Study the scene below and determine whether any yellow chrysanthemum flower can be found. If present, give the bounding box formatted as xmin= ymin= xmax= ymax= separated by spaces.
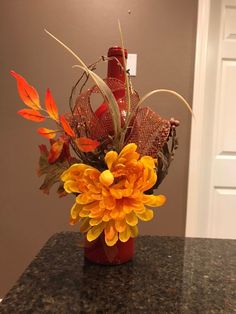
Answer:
xmin=61 ymin=143 xmax=166 ymax=246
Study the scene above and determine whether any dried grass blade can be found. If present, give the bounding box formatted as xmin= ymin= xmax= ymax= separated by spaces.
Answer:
xmin=117 ymin=20 xmax=131 ymax=123
xmin=44 ymin=29 xmax=121 ymax=140
xmin=128 ymin=89 xmax=194 ymax=125
xmin=139 ymin=89 xmax=193 ymax=115
xmin=73 ymin=65 xmax=121 ymax=136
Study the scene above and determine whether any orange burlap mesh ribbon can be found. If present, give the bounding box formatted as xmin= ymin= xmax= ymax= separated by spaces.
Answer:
xmin=73 ymin=78 xmax=171 ymax=157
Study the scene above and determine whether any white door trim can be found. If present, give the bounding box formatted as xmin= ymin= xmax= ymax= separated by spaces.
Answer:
xmin=186 ymin=0 xmax=212 ymax=237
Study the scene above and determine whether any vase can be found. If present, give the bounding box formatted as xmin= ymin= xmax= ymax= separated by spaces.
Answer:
xmin=84 ymin=233 xmax=134 ymax=265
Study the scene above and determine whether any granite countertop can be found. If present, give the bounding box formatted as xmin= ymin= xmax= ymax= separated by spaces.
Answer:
xmin=0 ymin=232 xmax=236 ymax=313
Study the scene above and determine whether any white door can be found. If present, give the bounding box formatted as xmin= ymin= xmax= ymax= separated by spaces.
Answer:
xmin=186 ymin=0 xmax=236 ymax=239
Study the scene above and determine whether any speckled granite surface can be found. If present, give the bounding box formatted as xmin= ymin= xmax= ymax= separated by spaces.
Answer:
xmin=1 ymin=232 xmax=236 ymax=314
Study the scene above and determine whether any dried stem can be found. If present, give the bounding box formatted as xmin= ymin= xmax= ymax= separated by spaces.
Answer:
xmin=125 ymin=89 xmax=193 ymax=135
xmin=69 ymin=61 xmax=99 ymax=114
xmin=45 ymin=29 xmax=121 ymax=143
xmin=118 ymin=20 xmax=132 ymax=149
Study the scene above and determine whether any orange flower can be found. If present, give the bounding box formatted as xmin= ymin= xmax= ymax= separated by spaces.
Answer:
xmin=61 ymin=143 xmax=166 ymax=246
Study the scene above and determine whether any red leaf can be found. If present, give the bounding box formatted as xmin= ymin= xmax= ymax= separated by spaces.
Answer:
xmin=38 ymin=144 xmax=48 ymax=155
xmin=48 ymin=139 xmax=64 ymax=163
xmin=18 ymin=109 xmax=45 ymax=122
xmin=60 ymin=115 xmax=76 ymax=138
xmin=45 ymin=88 xmax=59 ymax=121
xmin=57 ymin=184 xmax=67 ymax=198
xmin=95 ymin=103 xmax=108 ymax=118
xmin=37 ymin=127 xmax=58 ymax=139
xmin=10 ymin=70 xmax=40 ymax=110
xmin=75 ymin=137 xmax=100 ymax=152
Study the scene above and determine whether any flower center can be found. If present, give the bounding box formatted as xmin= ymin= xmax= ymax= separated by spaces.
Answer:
xmin=99 ymin=170 xmax=114 ymax=187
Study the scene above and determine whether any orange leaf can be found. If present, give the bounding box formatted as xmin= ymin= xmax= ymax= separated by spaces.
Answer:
xmin=37 ymin=127 xmax=58 ymax=139
xmin=18 ymin=109 xmax=45 ymax=122
xmin=60 ymin=115 xmax=76 ymax=138
xmin=10 ymin=70 xmax=40 ymax=110
xmin=75 ymin=137 xmax=100 ymax=152
xmin=45 ymin=88 xmax=59 ymax=121
xmin=48 ymin=139 xmax=64 ymax=163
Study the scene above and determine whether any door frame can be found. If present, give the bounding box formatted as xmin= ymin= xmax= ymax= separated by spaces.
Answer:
xmin=186 ymin=0 xmax=212 ymax=237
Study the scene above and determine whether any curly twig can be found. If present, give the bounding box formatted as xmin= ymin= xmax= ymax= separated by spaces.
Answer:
xmin=69 ymin=57 xmax=105 ymax=114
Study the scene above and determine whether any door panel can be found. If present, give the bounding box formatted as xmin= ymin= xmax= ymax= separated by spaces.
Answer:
xmin=209 ymin=0 xmax=236 ymax=238
xmin=212 ymin=189 xmax=236 ymax=238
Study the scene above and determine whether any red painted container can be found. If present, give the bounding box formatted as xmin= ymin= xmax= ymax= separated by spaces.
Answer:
xmin=84 ymin=234 xmax=134 ymax=265
xmin=84 ymin=47 xmax=134 ymax=265
xmin=95 ymin=46 xmax=128 ymax=124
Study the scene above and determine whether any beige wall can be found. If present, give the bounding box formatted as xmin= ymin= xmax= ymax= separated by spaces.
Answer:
xmin=0 ymin=0 xmax=197 ymax=297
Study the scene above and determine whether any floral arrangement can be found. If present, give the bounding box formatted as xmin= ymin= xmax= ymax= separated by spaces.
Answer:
xmin=11 ymin=27 xmax=191 ymax=249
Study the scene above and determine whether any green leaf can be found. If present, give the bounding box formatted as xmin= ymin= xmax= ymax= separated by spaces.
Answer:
xmin=57 ymin=182 xmax=67 ymax=198
xmin=39 ymin=166 xmax=65 ymax=195
xmin=37 ymin=144 xmax=68 ymax=194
